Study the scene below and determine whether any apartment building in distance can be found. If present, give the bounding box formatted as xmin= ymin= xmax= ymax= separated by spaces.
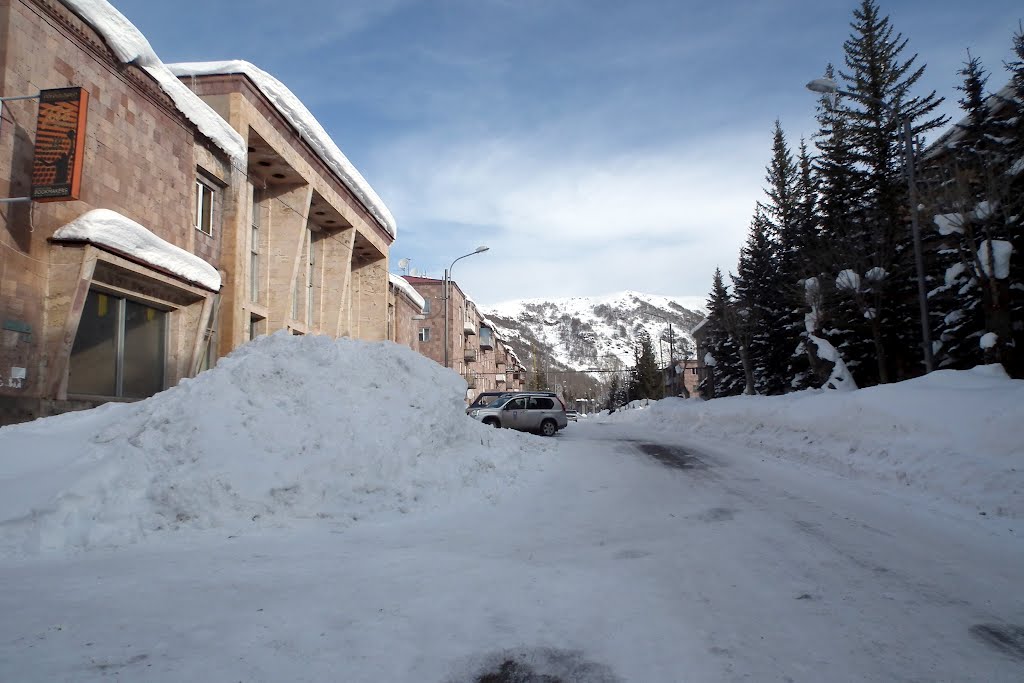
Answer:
xmin=404 ymin=276 xmax=525 ymax=401
xmin=0 ymin=0 xmax=398 ymax=425
xmin=387 ymin=273 xmax=424 ymax=352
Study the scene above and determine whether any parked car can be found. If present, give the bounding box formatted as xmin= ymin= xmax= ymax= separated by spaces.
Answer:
xmin=466 ymin=389 xmax=562 ymax=415
xmin=468 ymin=392 xmax=568 ymax=436
xmin=466 ymin=391 xmax=511 ymax=414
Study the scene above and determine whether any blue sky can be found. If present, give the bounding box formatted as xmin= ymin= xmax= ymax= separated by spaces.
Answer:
xmin=112 ymin=0 xmax=1022 ymax=309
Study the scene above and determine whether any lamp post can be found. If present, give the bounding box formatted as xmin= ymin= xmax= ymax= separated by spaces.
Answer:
xmin=443 ymin=246 xmax=489 ymax=368
xmin=805 ymin=77 xmax=934 ymax=373
xmin=649 ymin=313 xmax=676 ymax=396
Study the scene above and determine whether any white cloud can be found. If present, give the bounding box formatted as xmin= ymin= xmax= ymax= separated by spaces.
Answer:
xmin=378 ymin=125 xmax=770 ymax=304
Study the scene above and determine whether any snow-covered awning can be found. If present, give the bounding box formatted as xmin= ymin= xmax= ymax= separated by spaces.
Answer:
xmin=388 ymin=273 xmax=425 ymax=311
xmin=52 ymin=209 xmax=221 ymax=291
xmin=59 ymin=1 xmax=245 ymax=163
xmin=167 ymin=60 xmax=396 ymax=239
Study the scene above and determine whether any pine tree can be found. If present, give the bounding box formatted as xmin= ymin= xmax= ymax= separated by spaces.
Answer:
xmin=697 ymin=269 xmax=745 ymax=398
xmin=732 ymin=210 xmax=786 ymax=394
xmin=812 ymin=63 xmax=869 ymax=384
xmin=926 ymin=34 xmax=1024 ymax=377
xmin=788 ymin=140 xmax=822 ymax=390
xmin=757 ymin=122 xmax=806 ymax=392
xmin=815 ymin=1 xmax=947 ymax=384
xmin=628 ymin=330 xmax=662 ymax=400
xmin=1002 ymin=24 xmax=1024 ymax=376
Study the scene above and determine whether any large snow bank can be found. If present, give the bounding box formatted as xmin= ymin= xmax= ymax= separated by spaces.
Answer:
xmin=52 ymin=209 xmax=221 ymax=290
xmin=593 ymin=366 xmax=1024 ymax=517
xmin=0 ymin=333 xmax=552 ymax=557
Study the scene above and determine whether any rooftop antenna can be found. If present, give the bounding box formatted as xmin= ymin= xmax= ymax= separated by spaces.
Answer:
xmin=397 ymin=258 xmax=410 ymax=274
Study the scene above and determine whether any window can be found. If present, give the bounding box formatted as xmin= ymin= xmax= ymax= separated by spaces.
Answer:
xmin=418 ymin=327 xmax=431 ymax=342
xmin=527 ymin=397 xmax=554 ymax=410
xmin=68 ymin=290 xmax=166 ymax=398
xmin=195 ymin=177 xmax=215 ymax=236
xmin=307 ymin=230 xmax=320 ymax=324
xmin=423 ymin=299 xmax=431 ymax=314
xmin=250 ymin=187 xmax=260 ymax=302
xmin=249 ymin=315 xmax=265 ymax=341
xmin=198 ymin=307 xmax=218 ymax=373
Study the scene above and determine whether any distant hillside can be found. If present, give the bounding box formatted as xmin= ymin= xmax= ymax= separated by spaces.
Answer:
xmin=481 ymin=291 xmax=705 ymax=399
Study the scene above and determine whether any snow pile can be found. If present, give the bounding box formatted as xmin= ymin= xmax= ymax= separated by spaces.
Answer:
xmin=0 ymin=333 xmax=552 ymax=556
xmin=52 ymin=209 xmax=221 ymax=290
xmin=594 ymin=365 xmax=1024 ymax=517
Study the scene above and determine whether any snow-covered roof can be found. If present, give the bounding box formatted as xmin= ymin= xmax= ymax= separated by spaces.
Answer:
xmin=690 ymin=317 xmax=709 ymax=335
xmin=59 ymin=0 xmax=245 ymax=163
xmin=388 ymin=273 xmax=425 ymax=311
xmin=168 ymin=61 xmax=396 ymax=239
xmin=925 ymin=83 xmax=1018 ymax=160
xmin=52 ymin=209 xmax=221 ymax=291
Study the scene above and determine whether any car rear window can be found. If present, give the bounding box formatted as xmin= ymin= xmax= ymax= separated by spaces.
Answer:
xmin=528 ymin=397 xmax=555 ymax=410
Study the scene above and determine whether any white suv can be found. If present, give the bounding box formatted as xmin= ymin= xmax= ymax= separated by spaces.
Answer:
xmin=468 ymin=392 xmax=568 ymax=436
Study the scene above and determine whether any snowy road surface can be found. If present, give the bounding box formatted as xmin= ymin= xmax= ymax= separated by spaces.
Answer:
xmin=2 ymin=419 xmax=1022 ymax=682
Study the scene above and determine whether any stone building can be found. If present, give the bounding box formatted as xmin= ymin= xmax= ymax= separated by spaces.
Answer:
xmin=0 ymin=0 xmax=395 ymax=425
xmin=387 ymin=273 xmax=424 ymax=352
xmin=405 ymin=276 xmax=525 ymax=401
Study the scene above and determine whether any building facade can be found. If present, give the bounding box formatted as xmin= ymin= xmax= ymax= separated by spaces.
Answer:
xmin=405 ymin=276 xmax=525 ymax=400
xmin=169 ymin=64 xmax=395 ymax=354
xmin=387 ymin=273 xmax=423 ymax=351
xmin=0 ymin=0 xmax=395 ymax=425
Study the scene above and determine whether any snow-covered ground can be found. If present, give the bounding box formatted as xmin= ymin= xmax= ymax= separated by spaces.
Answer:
xmin=598 ymin=365 xmax=1024 ymax=518
xmin=1 ymin=334 xmax=1022 ymax=681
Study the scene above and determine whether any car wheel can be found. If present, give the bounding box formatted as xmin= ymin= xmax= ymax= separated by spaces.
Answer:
xmin=483 ymin=418 xmax=501 ymax=428
xmin=540 ymin=419 xmax=557 ymax=437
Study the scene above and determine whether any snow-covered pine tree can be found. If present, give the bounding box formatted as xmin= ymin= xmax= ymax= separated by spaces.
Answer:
xmin=811 ymin=63 xmax=868 ymax=384
xmin=628 ymin=330 xmax=662 ymax=400
xmin=925 ymin=35 xmax=1023 ymax=377
xmin=757 ymin=121 xmax=807 ymax=392
xmin=788 ymin=140 xmax=822 ymax=390
xmin=697 ymin=269 xmax=745 ymax=398
xmin=926 ymin=54 xmax=996 ymax=370
xmin=832 ymin=0 xmax=946 ymax=383
xmin=732 ymin=208 xmax=786 ymax=394
xmin=1002 ymin=24 xmax=1024 ymax=376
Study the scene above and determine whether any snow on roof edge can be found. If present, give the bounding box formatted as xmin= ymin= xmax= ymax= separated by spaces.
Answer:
xmin=59 ymin=0 xmax=245 ymax=163
xmin=52 ymin=209 xmax=221 ymax=290
xmin=167 ymin=60 xmax=396 ymax=238
xmin=388 ymin=273 xmax=425 ymax=311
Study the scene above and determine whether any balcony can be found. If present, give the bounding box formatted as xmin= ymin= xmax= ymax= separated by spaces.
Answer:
xmin=495 ymin=373 xmax=506 ymax=384
xmin=464 ymin=347 xmax=477 ymax=362
xmin=479 ymin=327 xmax=494 ymax=350
xmin=466 ymin=374 xmax=477 ymax=388
xmin=463 ymin=320 xmax=476 ymax=335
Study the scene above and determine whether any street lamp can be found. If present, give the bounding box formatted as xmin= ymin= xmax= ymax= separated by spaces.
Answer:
xmin=443 ymin=246 xmax=489 ymax=368
xmin=649 ymin=313 xmax=676 ymax=395
xmin=805 ymin=77 xmax=934 ymax=373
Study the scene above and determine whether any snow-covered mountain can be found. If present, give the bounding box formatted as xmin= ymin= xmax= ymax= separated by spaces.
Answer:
xmin=482 ymin=291 xmax=706 ymax=376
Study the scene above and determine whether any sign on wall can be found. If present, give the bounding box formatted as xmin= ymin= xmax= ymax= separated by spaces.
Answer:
xmin=31 ymin=87 xmax=89 ymax=202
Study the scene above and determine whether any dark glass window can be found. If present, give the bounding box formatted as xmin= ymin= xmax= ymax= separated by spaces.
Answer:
xmin=68 ymin=289 xmax=166 ymax=398
xmin=68 ymin=290 xmax=117 ymax=396
xmin=123 ymin=300 xmax=166 ymax=398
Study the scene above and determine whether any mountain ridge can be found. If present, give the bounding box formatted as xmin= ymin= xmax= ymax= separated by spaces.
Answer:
xmin=479 ymin=291 xmax=706 ymax=397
